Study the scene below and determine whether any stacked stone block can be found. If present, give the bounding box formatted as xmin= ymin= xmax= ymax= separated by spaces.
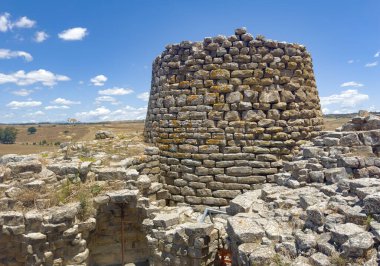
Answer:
xmin=144 ymin=27 xmax=323 ymax=206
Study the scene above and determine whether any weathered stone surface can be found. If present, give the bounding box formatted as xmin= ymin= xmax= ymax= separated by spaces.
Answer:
xmin=363 ymin=192 xmax=380 ymax=214
xmin=6 ymin=160 xmax=42 ymax=175
xmin=227 ymin=216 xmax=265 ymax=243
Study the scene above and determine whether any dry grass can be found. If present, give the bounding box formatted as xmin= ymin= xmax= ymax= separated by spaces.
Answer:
xmin=323 ymin=117 xmax=351 ymax=131
xmin=0 ymin=121 xmax=145 ymax=155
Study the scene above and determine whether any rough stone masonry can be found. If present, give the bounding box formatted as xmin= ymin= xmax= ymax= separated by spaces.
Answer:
xmin=144 ymin=27 xmax=324 ymax=206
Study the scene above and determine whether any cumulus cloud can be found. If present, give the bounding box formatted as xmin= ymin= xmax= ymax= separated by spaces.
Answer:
xmin=320 ymin=89 xmax=369 ymax=114
xmin=7 ymin=100 xmax=42 ymax=109
xmin=95 ymin=96 xmax=119 ymax=105
xmin=90 ymin=75 xmax=107 ymax=86
xmin=0 ymin=13 xmax=36 ymax=32
xmin=375 ymin=51 xmax=380 ymax=58
xmin=0 ymin=69 xmax=70 ymax=86
xmin=52 ymin=98 xmax=80 ymax=105
xmin=44 ymin=105 xmax=70 ymax=110
xmin=0 ymin=13 xmax=11 ymax=32
xmin=12 ymin=89 xmax=33 ymax=96
xmin=75 ymin=105 xmax=146 ymax=122
xmin=58 ymin=27 xmax=88 ymax=41
xmin=34 ymin=31 xmax=48 ymax=42
xmin=137 ymin=92 xmax=149 ymax=101
xmin=13 ymin=16 xmax=36 ymax=28
xmin=98 ymin=87 xmax=133 ymax=95
xmin=365 ymin=61 xmax=378 ymax=67
xmin=347 ymin=60 xmax=354 ymax=64
xmin=75 ymin=107 xmax=111 ymax=120
xmin=340 ymin=81 xmax=364 ymax=87
xmin=0 ymin=49 xmax=33 ymax=62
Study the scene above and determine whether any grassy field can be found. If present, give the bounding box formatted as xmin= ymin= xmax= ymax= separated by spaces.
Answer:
xmin=0 ymin=122 xmax=145 ymax=156
xmin=0 ymin=117 xmax=349 ymax=156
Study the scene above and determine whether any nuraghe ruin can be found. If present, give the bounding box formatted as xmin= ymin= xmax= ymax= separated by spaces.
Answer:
xmin=1 ymin=28 xmax=380 ymax=266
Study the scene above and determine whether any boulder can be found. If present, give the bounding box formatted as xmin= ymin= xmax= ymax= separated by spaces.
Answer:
xmin=95 ymin=130 xmax=115 ymax=139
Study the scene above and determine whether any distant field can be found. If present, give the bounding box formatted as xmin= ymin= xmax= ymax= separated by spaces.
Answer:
xmin=323 ymin=117 xmax=351 ymax=131
xmin=0 ymin=117 xmax=350 ymax=156
xmin=0 ymin=122 xmax=145 ymax=156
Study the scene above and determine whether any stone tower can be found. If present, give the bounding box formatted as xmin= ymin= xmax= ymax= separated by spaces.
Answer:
xmin=144 ymin=28 xmax=323 ymax=206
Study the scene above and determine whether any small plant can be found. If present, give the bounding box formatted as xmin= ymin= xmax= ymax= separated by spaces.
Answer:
xmin=90 ymin=184 xmax=102 ymax=196
xmin=79 ymin=156 xmax=96 ymax=163
xmin=256 ymin=34 xmax=266 ymax=40
xmin=331 ymin=254 xmax=348 ymax=266
xmin=365 ymin=215 xmax=373 ymax=230
xmin=63 ymin=130 xmax=70 ymax=134
xmin=272 ymin=254 xmax=290 ymax=266
xmin=77 ymin=191 xmax=92 ymax=221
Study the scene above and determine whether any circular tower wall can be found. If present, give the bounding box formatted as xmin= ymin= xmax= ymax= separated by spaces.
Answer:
xmin=144 ymin=28 xmax=323 ymax=206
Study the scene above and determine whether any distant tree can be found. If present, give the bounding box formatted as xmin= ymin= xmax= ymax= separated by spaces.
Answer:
xmin=27 ymin=126 xmax=37 ymax=134
xmin=0 ymin=127 xmax=18 ymax=144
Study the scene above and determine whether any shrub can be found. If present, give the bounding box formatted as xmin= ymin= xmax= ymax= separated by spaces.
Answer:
xmin=0 ymin=127 xmax=18 ymax=144
xmin=27 ymin=126 xmax=37 ymax=134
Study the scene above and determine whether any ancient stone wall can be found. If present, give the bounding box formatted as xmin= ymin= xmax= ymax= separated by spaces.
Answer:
xmin=144 ymin=27 xmax=323 ymax=206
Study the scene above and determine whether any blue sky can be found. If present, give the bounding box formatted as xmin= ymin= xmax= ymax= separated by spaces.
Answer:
xmin=0 ymin=0 xmax=379 ymax=123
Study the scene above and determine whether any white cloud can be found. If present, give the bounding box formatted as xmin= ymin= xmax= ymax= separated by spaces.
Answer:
xmin=375 ymin=51 xmax=380 ymax=58
xmin=0 ymin=49 xmax=33 ymax=62
xmin=98 ymin=87 xmax=134 ymax=95
xmin=137 ymin=92 xmax=149 ymax=101
xmin=340 ymin=81 xmax=364 ymax=87
xmin=75 ymin=105 xmax=147 ymax=122
xmin=347 ymin=60 xmax=354 ymax=64
xmin=0 ymin=69 xmax=70 ymax=86
xmin=34 ymin=31 xmax=48 ymax=42
xmin=95 ymin=96 xmax=119 ymax=105
xmin=365 ymin=61 xmax=378 ymax=67
xmin=12 ymin=89 xmax=33 ymax=96
xmin=0 ymin=13 xmax=11 ymax=32
xmin=322 ymin=108 xmax=329 ymax=114
xmin=23 ymin=110 xmax=44 ymax=117
xmin=320 ymin=89 xmax=369 ymax=114
xmin=7 ymin=100 xmax=42 ymax=109
xmin=13 ymin=16 xmax=36 ymax=28
xmin=44 ymin=105 xmax=70 ymax=110
xmin=75 ymin=107 xmax=111 ymax=120
xmin=52 ymin=98 xmax=80 ymax=105
xmin=90 ymin=74 xmax=107 ymax=86
xmin=58 ymin=27 xmax=88 ymax=41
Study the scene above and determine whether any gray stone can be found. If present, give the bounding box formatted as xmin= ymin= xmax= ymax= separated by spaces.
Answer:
xmin=341 ymin=231 xmax=374 ymax=257
xmin=309 ymin=252 xmax=331 ymax=266
xmin=329 ymin=223 xmax=365 ymax=245
xmin=227 ymin=216 xmax=265 ymax=243
xmin=363 ymin=192 xmax=380 ymax=214
xmin=228 ymin=190 xmax=261 ymax=215
xmin=324 ymin=168 xmax=347 ymax=184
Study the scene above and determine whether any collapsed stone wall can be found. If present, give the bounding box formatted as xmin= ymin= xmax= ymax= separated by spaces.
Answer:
xmin=144 ymin=27 xmax=323 ymax=206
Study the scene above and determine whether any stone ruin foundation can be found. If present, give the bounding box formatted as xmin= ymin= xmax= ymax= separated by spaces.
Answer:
xmin=4 ymin=28 xmax=380 ymax=266
xmin=144 ymin=27 xmax=323 ymax=207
